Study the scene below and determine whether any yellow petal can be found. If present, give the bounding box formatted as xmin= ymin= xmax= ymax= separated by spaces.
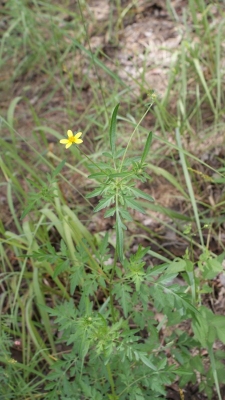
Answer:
xmin=74 ymin=132 xmax=82 ymax=139
xmin=65 ymin=142 xmax=72 ymax=149
xmin=60 ymin=139 xmax=69 ymax=144
xmin=67 ymin=130 xmax=73 ymax=138
xmin=74 ymin=139 xmax=83 ymax=144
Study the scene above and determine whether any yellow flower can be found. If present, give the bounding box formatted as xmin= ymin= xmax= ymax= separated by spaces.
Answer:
xmin=60 ymin=130 xmax=83 ymax=149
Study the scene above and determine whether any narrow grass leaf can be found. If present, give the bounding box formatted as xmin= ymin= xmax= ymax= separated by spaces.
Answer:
xmin=25 ymin=298 xmax=53 ymax=365
xmin=193 ymin=58 xmax=215 ymax=113
xmin=141 ymin=131 xmax=153 ymax=164
xmin=7 ymin=96 xmax=22 ymax=131
xmin=148 ymin=163 xmax=188 ymax=199
xmin=175 ymin=127 xmax=204 ymax=246
xmin=52 ymin=159 xmax=66 ymax=178
xmin=109 ymin=103 xmax=120 ymax=156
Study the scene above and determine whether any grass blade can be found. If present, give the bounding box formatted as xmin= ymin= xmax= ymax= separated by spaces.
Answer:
xmin=109 ymin=103 xmax=120 ymax=157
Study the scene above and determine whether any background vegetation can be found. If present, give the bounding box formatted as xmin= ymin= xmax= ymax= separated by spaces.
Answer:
xmin=1 ymin=0 xmax=225 ymax=399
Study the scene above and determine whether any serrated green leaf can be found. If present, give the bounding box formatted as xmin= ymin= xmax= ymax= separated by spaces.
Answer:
xmin=98 ymin=231 xmax=109 ymax=255
xmin=104 ymin=208 xmax=116 ymax=218
xmin=88 ymin=172 xmax=109 ymax=180
xmin=203 ymin=258 xmax=223 ymax=280
xmin=109 ymin=103 xmax=120 ymax=156
xmin=109 ymin=171 xmax=132 ymax=178
xmin=125 ymin=197 xmax=146 ymax=213
xmin=94 ymin=195 xmax=115 ymax=212
xmin=129 ymin=187 xmax=154 ymax=202
xmin=20 ymin=200 xmax=37 ymax=220
xmin=157 ymin=357 xmax=167 ymax=370
xmin=165 ymin=259 xmax=186 ymax=274
xmin=141 ymin=131 xmax=152 ymax=164
xmin=53 ymin=260 xmax=70 ymax=278
xmin=86 ymin=186 xmax=105 ymax=198
xmin=192 ymin=307 xmax=213 ymax=347
xmin=212 ymin=315 xmax=225 ymax=344
xmin=120 ymin=285 xmax=131 ymax=318
xmin=102 ymin=152 xmax=113 ymax=158
xmin=119 ymin=209 xmax=133 ymax=221
xmin=139 ymin=354 xmax=157 ymax=371
xmin=115 ymin=148 xmax=126 ymax=159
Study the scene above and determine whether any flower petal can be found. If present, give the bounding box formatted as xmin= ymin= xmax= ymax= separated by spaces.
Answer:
xmin=67 ymin=130 xmax=73 ymax=138
xmin=74 ymin=139 xmax=83 ymax=144
xmin=74 ymin=132 xmax=82 ymax=139
xmin=60 ymin=139 xmax=69 ymax=144
xmin=65 ymin=142 xmax=72 ymax=149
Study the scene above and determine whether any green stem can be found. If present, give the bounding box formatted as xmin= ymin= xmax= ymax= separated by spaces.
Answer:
xmin=109 ymin=248 xmax=118 ymax=324
xmin=106 ymin=362 xmax=117 ymax=399
xmin=79 ymin=148 xmax=105 ymax=172
xmin=120 ymin=102 xmax=153 ymax=172
xmin=208 ymin=344 xmax=222 ymax=400
xmin=108 ymin=187 xmax=119 ymax=324
xmin=109 ymin=288 xmax=115 ymax=324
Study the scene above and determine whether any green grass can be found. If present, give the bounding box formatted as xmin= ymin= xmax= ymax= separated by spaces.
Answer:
xmin=1 ymin=0 xmax=225 ymax=398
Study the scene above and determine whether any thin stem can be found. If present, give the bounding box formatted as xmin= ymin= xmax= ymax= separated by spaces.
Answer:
xmin=109 ymin=186 xmax=119 ymax=324
xmin=119 ymin=102 xmax=153 ymax=172
xmin=79 ymin=148 xmax=105 ymax=172
xmin=208 ymin=345 xmax=222 ymax=400
xmin=109 ymin=247 xmax=118 ymax=324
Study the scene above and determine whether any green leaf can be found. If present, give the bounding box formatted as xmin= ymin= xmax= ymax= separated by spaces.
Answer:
xmin=108 ymin=171 xmax=132 ymax=178
xmin=102 ymin=152 xmax=113 ymax=158
xmin=115 ymin=148 xmax=126 ymax=159
xmin=192 ymin=307 xmax=214 ymax=347
xmin=165 ymin=259 xmax=186 ymax=274
xmin=125 ymin=197 xmax=146 ymax=213
xmin=185 ymin=259 xmax=194 ymax=272
xmin=52 ymin=160 xmax=66 ymax=178
xmin=88 ymin=172 xmax=109 ymax=180
xmin=192 ymin=318 xmax=208 ymax=348
xmin=20 ymin=200 xmax=37 ymax=220
xmin=141 ymin=131 xmax=152 ymax=164
xmin=157 ymin=357 xmax=167 ymax=370
xmin=147 ymin=163 xmax=188 ymax=199
xmin=213 ymin=315 xmax=225 ymax=344
xmin=139 ymin=354 xmax=157 ymax=371
xmin=7 ymin=96 xmax=22 ymax=130
xmin=86 ymin=186 xmax=105 ymax=198
xmin=104 ymin=208 xmax=116 ymax=218
xmin=53 ymin=260 xmax=70 ymax=278
xmin=94 ymin=195 xmax=115 ymax=212
xmin=109 ymin=103 xmax=120 ymax=156
xmin=119 ymin=209 xmax=133 ymax=221
xmin=98 ymin=232 xmax=109 ymax=256
xmin=116 ymin=284 xmax=132 ymax=318
xmin=129 ymin=187 xmax=154 ymax=202
xmin=203 ymin=258 xmax=223 ymax=280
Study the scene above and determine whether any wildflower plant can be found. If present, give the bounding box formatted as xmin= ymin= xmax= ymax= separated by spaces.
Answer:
xmin=19 ymin=103 xmax=225 ymax=399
